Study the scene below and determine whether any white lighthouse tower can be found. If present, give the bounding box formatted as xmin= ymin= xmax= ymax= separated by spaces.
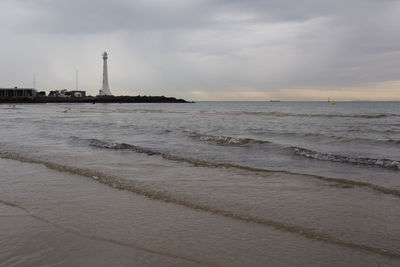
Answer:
xmin=99 ymin=51 xmax=112 ymax=96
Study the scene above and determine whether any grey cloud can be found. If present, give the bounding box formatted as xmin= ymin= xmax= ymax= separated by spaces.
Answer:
xmin=0 ymin=0 xmax=399 ymax=99
xmin=10 ymin=0 xmax=340 ymax=35
xmin=10 ymin=0 xmax=216 ymax=34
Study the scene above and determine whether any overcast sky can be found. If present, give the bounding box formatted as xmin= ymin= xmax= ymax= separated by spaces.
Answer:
xmin=1 ymin=0 xmax=399 ymax=100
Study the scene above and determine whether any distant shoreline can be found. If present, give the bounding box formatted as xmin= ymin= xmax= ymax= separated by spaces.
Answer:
xmin=0 ymin=95 xmax=191 ymax=104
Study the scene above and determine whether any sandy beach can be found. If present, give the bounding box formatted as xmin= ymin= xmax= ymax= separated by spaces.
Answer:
xmin=2 ymin=157 xmax=399 ymax=267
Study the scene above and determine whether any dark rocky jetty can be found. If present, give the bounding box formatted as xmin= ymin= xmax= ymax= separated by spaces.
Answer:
xmin=0 ymin=95 xmax=191 ymax=104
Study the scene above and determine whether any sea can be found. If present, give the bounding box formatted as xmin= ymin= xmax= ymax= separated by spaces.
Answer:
xmin=0 ymin=101 xmax=399 ymax=266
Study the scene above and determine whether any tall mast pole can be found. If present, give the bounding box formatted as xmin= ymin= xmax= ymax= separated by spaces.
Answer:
xmin=76 ymin=70 xmax=78 ymax=91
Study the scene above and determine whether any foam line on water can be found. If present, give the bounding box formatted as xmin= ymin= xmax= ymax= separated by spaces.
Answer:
xmin=183 ymin=133 xmax=400 ymax=169
xmin=292 ymin=147 xmax=400 ymax=170
xmin=185 ymin=131 xmax=271 ymax=146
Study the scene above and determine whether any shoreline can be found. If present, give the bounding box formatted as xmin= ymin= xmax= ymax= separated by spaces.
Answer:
xmin=0 ymin=95 xmax=191 ymax=104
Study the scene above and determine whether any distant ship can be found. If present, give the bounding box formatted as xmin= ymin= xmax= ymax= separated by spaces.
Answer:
xmin=328 ymin=98 xmax=337 ymax=104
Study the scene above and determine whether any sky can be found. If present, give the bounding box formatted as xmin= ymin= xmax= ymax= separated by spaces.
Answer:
xmin=0 ymin=0 xmax=399 ymax=101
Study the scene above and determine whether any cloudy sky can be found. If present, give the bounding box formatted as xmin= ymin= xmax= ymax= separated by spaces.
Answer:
xmin=1 ymin=0 xmax=399 ymax=100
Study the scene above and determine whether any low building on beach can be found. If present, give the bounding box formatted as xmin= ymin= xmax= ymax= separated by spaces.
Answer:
xmin=0 ymin=87 xmax=37 ymax=98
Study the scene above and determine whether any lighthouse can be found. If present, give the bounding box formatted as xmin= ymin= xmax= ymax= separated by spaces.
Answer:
xmin=99 ymin=52 xmax=112 ymax=96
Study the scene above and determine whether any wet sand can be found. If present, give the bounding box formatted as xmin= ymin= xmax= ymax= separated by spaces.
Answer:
xmin=1 ymin=158 xmax=399 ymax=267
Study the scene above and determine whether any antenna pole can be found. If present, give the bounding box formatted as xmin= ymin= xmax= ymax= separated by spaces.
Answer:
xmin=34 ymin=72 xmax=36 ymax=89
xmin=76 ymin=70 xmax=78 ymax=90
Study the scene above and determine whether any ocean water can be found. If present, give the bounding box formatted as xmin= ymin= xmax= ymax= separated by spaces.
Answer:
xmin=1 ymin=101 xmax=399 ymax=266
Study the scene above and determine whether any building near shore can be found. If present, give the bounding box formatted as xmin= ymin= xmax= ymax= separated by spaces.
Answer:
xmin=0 ymin=87 xmax=37 ymax=97
xmin=48 ymin=89 xmax=86 ymax=97
xmin=37 ymin=91 xmax=47 ymax=97
xmin=69 ymin=91 xmax=86 ymax=97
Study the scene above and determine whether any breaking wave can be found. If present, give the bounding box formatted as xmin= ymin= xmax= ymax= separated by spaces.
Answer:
xmin=88 ymin=139 xmax=160 ymax=155
xmin=185 ymin=131 xmax=270 ymax=146
xmin=82 ymin=136 xmax=400 ymax=171
xmin=183 ymin=130 xmax=400 ymax=161
xmin=288 ymin=132 xmax=400 ymax=145
xmin=68 ymin=137 xmax=400 ymax=197
xmin=78 ymin=136 xmax=400 ymax=171
xmin=293 ymin=147 xmax=400 ymax=170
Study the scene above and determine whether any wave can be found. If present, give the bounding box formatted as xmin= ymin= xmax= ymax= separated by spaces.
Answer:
xmin=288 ymin=132 xmax=400 ymax=145
xmin=74 ymin=137 xmax=400 ymax=195
xmin=80 ymin=108 xmax=187 ymax=115
xmin=292 ymin=147 xmax=400 ymax=170
xmin=84 ymin=137 xmax=400 ymax=171
xmin=88 ymin=139 xmax=161 ymax=155
xmin=1 ymin=150 xmax=400 ymax=259
xmin=386 ymin=139 xmax=400 ymax=144
xmin=79 ymin=108 xmax=400 ymax=119
xmin=218 ymin=111 xmax=399 ymax=119
xmin=125 ymin=109 xmax=187 ymax=114
xmin=185 ymin=132 xmax=270 ymax=146
xmin=85 ymin=135 xmax=400 ymax=171
xmin=185 ymin=132 xmax=400 ymax=158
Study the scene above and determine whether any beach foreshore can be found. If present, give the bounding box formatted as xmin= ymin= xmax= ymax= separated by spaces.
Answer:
xmin=1 ymin=157 xmax=398 ymax=267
